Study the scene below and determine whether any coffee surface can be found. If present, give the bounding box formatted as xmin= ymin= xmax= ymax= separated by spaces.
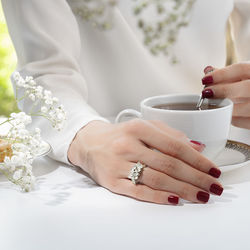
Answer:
xmin=153 ymin=102 xmax=222 ymax=111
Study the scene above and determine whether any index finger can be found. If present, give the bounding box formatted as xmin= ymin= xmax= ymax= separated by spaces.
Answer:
xmin=202 ymin=63 xmax=250 ymax=85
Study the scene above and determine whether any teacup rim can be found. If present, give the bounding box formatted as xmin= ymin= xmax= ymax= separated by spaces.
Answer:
xmin=141 ymin=94 xmax=233 ymax=113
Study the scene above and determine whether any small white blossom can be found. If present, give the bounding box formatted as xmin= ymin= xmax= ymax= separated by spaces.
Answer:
xmin=13 ymin=169 xmax=23 ymax=181
xmin=52 ymin=97 xmax=59 ymax=103
xmin=0 ymin=72 xmax=67 ymax=192
xmin=35 ymin=128 xmax=41 ymax=134
xmin=29 ymin=80 xmax=36 ymax=86
xmin=25 ymin=76 xmax=33 ymax=82
xmin=10 ymin=112 xmax=32 ymax=126
xmin=41 ymin=106 xmax=48 ymax=113
xmin=29 ymin=94 xmax=35 ymax=101
xmin=44 ymin=90 xmax=52 ymax=96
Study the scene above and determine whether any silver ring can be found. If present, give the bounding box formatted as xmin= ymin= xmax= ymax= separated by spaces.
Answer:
xmin=128 ymin=162 xmax=147 ymax=185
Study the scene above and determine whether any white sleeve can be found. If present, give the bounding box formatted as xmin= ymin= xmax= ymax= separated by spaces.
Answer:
xmin=230 ymin=0 xmax=250 ymax=143
xmin=1 ymin=0 xmax=109 ymax=164
xmin=231 ymin=0 xmax=250 ymax=61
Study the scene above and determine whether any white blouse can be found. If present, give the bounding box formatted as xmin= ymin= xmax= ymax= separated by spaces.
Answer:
xmin=2 ymin=0 xmax=250 ymax=164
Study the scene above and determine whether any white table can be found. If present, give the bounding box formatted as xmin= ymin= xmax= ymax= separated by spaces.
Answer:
xmin=1 ymin=126 xmax=250 ymax=250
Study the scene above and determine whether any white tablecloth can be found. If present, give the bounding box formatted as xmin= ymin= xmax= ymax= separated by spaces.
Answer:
xmin=1 ymin=125 xmax=250 ymax=250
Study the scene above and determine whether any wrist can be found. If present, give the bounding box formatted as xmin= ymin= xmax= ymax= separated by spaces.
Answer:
xmin=67 ymin=120 xmax=111 ymax=171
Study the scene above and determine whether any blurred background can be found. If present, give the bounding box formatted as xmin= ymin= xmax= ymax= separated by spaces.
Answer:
xmin=0 ymin=2 xmax=18 ymax=117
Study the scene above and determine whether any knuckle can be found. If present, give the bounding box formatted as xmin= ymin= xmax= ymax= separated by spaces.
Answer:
xmin=193 ymin=157 xmax=204 ymax=171
xmin=174 ymin=130 xmax=186 ymax=139
xmin=220 ymin=85 xmax=231 ymax=97
xmin=123 ymin=119 xmax=145 ymax=135
xmin=195 ymin=174 xmax=208 ymax=188
xmin=164 ymin=159 xmax=177 ymax=175
xmin=179 ymin=185 xmax=190 ymax=198
xmin=238 ymin=62 xmax=250 ymax=78
xmin=154 ymin=156 xmax=167 ymax=170
xmin=168 ymin=141 xmax=183 ymax=157
xmin=217 ymin=68 xmax=227 ymax=80
xmin=148 ymin=174 xmax=163 ymax=188
xmin=111 ymin=137 xmax=131 ymax=155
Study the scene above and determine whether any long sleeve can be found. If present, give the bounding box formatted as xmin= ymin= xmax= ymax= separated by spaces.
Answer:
xmin=1 ymin=0 xmax=109 ymax=164
xmin=231 ymin=0 xmax=250 ymax=61
xmin=228 ymin=0 xmax=250 ymax=143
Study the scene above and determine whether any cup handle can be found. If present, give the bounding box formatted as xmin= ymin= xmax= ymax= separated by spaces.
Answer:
xmin=115 ymin=109 xmax=142 ymax=123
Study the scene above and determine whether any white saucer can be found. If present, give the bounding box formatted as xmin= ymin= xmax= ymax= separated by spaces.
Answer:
xmin=214 ymin=140 xmax=250 ymax=172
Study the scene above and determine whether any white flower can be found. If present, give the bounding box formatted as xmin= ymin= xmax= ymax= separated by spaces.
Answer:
xmin=52 ymin=97 xmax=58 ymax=103
xmin=13 ymin=71 xmax=21 ymax=81
xmin=22 ymin=174 xmax=36 ymax=192
xmin=16 ymin=78 xmax=25 ymax=87
xmin=10 ymin=112 xmax=32 ymax=126
xmin=35 ymin=128 xmax=41 ymax=134
xmin=18 ymin=129 xmax=29 ymax=139
xmin=25 ymin=76 xmax=33 ymax=82
xmin=29 ymin=80 xmax=36 ymax=86
xmin=11 ymin=155 xmax=23 ymax=165
xmin=45 ymin=98 xmax=53 ymax=105
xmin=41 ymin=106 xmax=48 ymax=113
xmin=3 ymin=156 xmax=18 ymax=172
xmin=44 ymin=90 xmax=52 ymax=96
xmin=1 ymin=72 xmax=67 ymax=192
xmin=29 ymin=94 xmax=35 ymax=101
xmin=35 ymin=86 xmax=44 ymax=99
xmin=13 ymin=169 xmax=23 ymax=181
xmin=25 ymin=164 xmax=33 ymax=173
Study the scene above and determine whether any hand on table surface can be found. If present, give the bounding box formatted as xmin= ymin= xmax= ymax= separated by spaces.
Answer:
xmin=202 ymin=63 xmax=250 ymax=129
xmin=68 ymin=119 xmax=223 ymax=205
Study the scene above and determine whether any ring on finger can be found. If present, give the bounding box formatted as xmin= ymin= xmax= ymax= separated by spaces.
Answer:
xmin=128 ymin=162 xmax=147 ymax=185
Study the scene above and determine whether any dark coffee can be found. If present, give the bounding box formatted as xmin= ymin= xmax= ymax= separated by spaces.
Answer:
xmin=153 ymin=102 xmax=222 ymax=111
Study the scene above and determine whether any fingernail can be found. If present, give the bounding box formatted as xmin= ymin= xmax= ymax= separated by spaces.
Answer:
xmin=209 ymin=168 xmax=221 ymax=178
xmin=202 ymin=75 xmax=213 ymax=85
xmin=197 ymin=191 xmax=210 ymax=203
xmin=168 ymin=195 xmax=179 ymax=205
xmin=190 ymin=140 xmax=206 ymax=152
xmin=190 ymin=140 xmax=202 ymax=146
xmin=202 ymin=89 xmax=214 ymax=98
xmin=204 ymin=66 xmax=214 ymax=74
xmin=210 ymin=184 xmax=223 ymax=196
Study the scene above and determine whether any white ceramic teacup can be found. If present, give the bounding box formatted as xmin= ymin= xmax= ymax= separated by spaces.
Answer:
xmin=116 ymin=94 xmax=233 ymax=160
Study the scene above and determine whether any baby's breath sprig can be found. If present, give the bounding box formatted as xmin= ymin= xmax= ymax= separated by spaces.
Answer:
xmin=133 ymin=0 xmax=196 ymax=62
xmin=0 ymin=72 xmax=67 ymax=192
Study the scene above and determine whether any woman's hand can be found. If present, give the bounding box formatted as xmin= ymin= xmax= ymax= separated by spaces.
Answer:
xmin=68 ymin=119 xmax=223 ymax=205
xmin=202 ymin=63 xmax=250 ymax=129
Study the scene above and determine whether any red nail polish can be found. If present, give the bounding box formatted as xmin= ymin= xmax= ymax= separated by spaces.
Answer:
xmin=197 ymin=191 xmax=210 ymax=203
xmin=168 ymin=195 xmax=179 ymax=205
xmin=210 ymin=184 xmax=223 ymax=196
xmin=202 ymin=75 xmax=213 ymax=85
xmin=190 ymin=140 xmax=202 ymax=146
xmin=209 ymin=168 xmax=221 ymax=178
xmin=204 ymin=66 xmax=213 ymax=74
xmin=202 ymin=89 xmax=214 ymax=98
